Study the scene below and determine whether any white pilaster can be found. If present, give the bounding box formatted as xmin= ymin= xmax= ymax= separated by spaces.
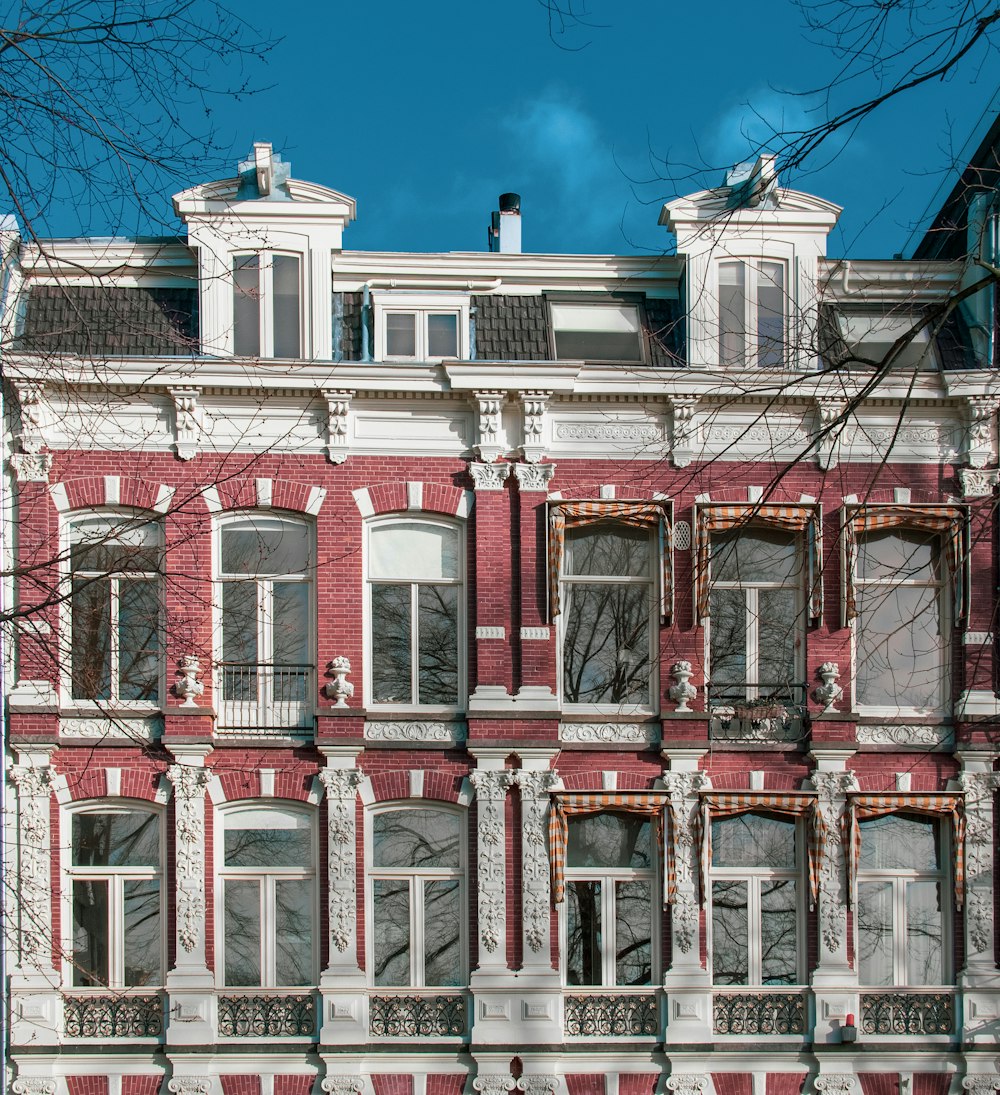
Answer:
xmin=469 ymin=767 xmax=514 ymax=973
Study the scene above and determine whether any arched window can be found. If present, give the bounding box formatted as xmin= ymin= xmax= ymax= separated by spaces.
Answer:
xmin=218 ymin=803 xmax=316 ymax=987
xmin=366 ymin=519 xmax=464 ymax=708
xmin=67 ymin=805 xmax=163 ymax=987
xmin=68 ymin=514 xmax=163 ymax=703
xmin=217 ymin=514 xmax=314 ymax=730
xmin=368 ymin=805 xmax=464 ymax=987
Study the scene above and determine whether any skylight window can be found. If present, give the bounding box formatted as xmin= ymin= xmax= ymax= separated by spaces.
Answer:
xmin=551 ymin=303 xmax=644 ymax=362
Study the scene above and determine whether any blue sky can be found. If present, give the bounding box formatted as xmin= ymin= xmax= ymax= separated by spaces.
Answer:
xmin=51 ymin=0 xmax=1000 ymax=258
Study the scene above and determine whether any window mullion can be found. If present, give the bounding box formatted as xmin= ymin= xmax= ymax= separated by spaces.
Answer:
xmin=895 ymin=877 xmax=908 ymax=985
xmin=412 ymin=876 xmax=423 ymax=986
xmin=111 ymin=872 xmax=124 ymax=986
xmin=745 ymin=587 xmax=759 ymax=695
xmin=110 ymin=576 xmax=121 ymax=700
xmin=260 ymin=255 xmax=273 ymax=357
xmin=604 ymin=876 xmax=615 ymax=986
xmin=749 ymin=876 xmax=761 ymax=984
xmin=410 ymin=582 xmax=420 ymax=704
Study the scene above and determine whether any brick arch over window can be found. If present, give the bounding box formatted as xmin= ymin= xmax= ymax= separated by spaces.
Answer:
xmin=360 ymin=771 xmax=470 ymax=805
xmin=352 ymin=481 xmax=473 ymax=519
xmin=209 ymin=766 xmax=322 ymax=804
xmin=49 ymin=476 xmax=176 ymax=514
xmin=199 ymin=478 xmax=326 ymax=516
xmin=58 ymin=767 xmax=168 ymax=803
xmin=547 ymin=485 xmax=666 ymax=503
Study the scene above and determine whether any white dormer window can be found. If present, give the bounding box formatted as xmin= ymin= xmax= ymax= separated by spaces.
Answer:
xmin=373 ymin=292 xmax=470 ymax=361
xmin=233 ymin=252 xmax=302 ymax=358
xmin=718 ymin=259 xmax=786 ymax=368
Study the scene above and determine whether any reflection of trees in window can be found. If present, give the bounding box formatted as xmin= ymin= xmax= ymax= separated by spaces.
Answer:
xmin=710 ymin=813 xmax=799 ymax=986
xmin=857 ymin=814 xmax=947 ymax=986
xmin=370 ymin=807 xmax=463 ymax=987
xmin=855 ymin=530 xmax=947 ymax=711
xmin=368 ymin=521 xmax=462 ymax=706
xmin=220 ymin=805 xmax=315 ymax=987
xmin=561 ymin=524 xmax=654 ymax=706
xmin=70 ymin=808 xmax=162 ymax=987
xmin=564 ymin=812 xmax=654 ymax=986
xmin=708 ymin=529 xmax=803 ymax=705
xmin=69 ymin=515 xmax=163 ymax=702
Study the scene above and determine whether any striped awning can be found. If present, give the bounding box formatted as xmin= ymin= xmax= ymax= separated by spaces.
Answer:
xmin=549 ymin=792 xmax=669 ymax=905
xmin=701 ymin=792 xmax=825 ymax=907
xmin=842 ymin=504 xmax=966 ymax=622
xmin=846 ymin=793 xmax=966 ymax=906
xmin=548 ymin=501 xmax=671 ymax=621
xmin=693 ymin=504 xmax=823 ymax=624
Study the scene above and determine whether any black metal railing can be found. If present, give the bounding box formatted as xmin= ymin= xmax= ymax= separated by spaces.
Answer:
xmin=713 ymin=991 xmax=807 ymax=1035
xmin=64 ymin=993 xmax=163 ymax=1038
xmin=860 ymin=991 xmax=954 ymax=1035
xmin=564 ymin=992 xmax=659 ymax=1037
xmin=217 ymin=993 xmax=316 ymax=1037
xmin=708 ymin=686 xmax=806 ymax=743
xmin=217 ymin=663 xmax=314 ymax=731
xmin=369 ymin=993 xmax=466 ymax=1037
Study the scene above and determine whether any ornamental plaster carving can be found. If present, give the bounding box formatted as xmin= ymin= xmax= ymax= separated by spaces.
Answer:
xmin=706 ymin=423 xmax=806 ymax=447
xmin=520 ymin=626 xmax=551 ymax=640
xmin=473 ymin=1077 xmax=516 ymax=1095
xmin=811 ymin=771 xmax=857 ymax=953
xmin=966 ymin=396 xmax=999 ymax=468
xmin=166 ymin=763 xmax=211 ymax=953
xmin=174 ymin=656 xmax=205 ymax=707
xmin=555 ymin=422 xmax=662 ymax=444
xmin=364 ymin=721 xmax=465 ymax=743
xmin=319 ymin=768 xmax=363 ymax=953
xmin=514 ymin=462 xmax=556 ymax=492
xmin=10 ymin=764 xmax=54 ymax=968
xmin=558 ymin=722 xmax=655 ymax=744
xmin=670 ymin=397 xmax=698 ymax=468
xmin=474 ymin=390 xmax=506 ymax=463
xmin=9 ymin=452 xmax=53 ymax=483
xmin=662 ymin=770 xmax=710 ymax=954
xmin=815 ymin=1077 xmax=859 ymax=1095
xmin=59 ymin=715 xmax=161 ymax=740
xmin=469 ymin=461 xmax=511 ymax=491
xmin=665 ymin=1076 xmax=709 ymax=1095
xmin=855 ymin=724 xmax=953 ymax=746
xmin=14 ymin=381 xmax=49 ymax=454
xmin=321 ymin=1081 xmax=365 ymax=1095
xmin=169 ymin=386 xmax=202 ymax=461
xmin=324 ymin=656 xmax=354 ymax=707
xmin=515 ymin=768 xmax=559 ymax=954
xmin=517 ymin=1080 xmax=559 ymax=1095
xmin=815 ymin=399 xmax=846 ymax=471
xmin=476 ymin=626 xmax=506 ymax=640
xmin=960 ymin=468 xmax=1000 ymax=497
xmin=12 ymin=1081 xmax=57 ymax=1095
xmin=167 ymin=1080 xmax=213 ymax=1095
xmin=963 ymin=1081 xmax=1000 ymax=1095
xmin=958 ymin=771 xmax=1000 ymax=954
xmin=325 ymin=390 xmax=353 ymax=464
xmin=668 ymin=660 xmax=698 ymax=712
xmin=521 ymin=390 xmax=551 ymax=463
xmin=470 ymin=769 xmax=513 ymax=955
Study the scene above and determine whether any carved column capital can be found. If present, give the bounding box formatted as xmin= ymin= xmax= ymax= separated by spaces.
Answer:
xmin=167 ymin=1080 xmax=213 ymax=1095
xmin=815 ymin=1078 xmax=859 ymax=1095
xmin=470 ymin=768 xmax=514 ymax=799
xmin=321 ymin=1081 xmax=364 ymax=1095
xmin=319 ymin=766 xmax=364 ymax=800
xmin=665 ymin=1077 xmax=709 ymax=1095
xmin=13 ymin=1081 xmax=58 ymax=1095
xmin=473 ymin=1076 xmax=516 ymax=1095
xmin=513 ymin=461 xmax=556 ymax=492
xmin=9 ymin=452 xmax=53 ymax=483
xmin=962 ymin=1078 xmax=1000 ymax=1095
xmin=517 ymin=1081 xmax=559 ymax=1095
xmin=469 ymin=460 xmax=512 ymax=491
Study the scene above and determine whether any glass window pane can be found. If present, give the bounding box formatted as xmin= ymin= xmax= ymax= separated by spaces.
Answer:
xmin=372 ymin=809 xmax=461 ymax=868
xmin=73 ymin=879 xmax=109 ymax=986
xmin=275 ymin=878 xmax=313 ymax=985
xmin=551 ymin=304 xmax=642 ymax=361
xmin=371 ymin=584 xmax=412 ymax=703
xmin=712 ymin=814 xmax=796 ymax=869
xmin=123 ymin=879 xmax=161 ymax=986
xmin=221 ymin=521 xmax=310 ymax=576
xmin=386 ymin=313 xmax=416 ymax=357
xmin=562 ymin=583 xmax=651 ymax=704
xmin=567 ymin=813 xmax=651 ymax=869
xmin=758 ymin=589 xmax=799 ymax=696
xmin=271 ymin=254 xmax=301 ymax=358
xmin=719 ymin=261 xmax=745 ymax=366
xmin=427 ymin=313 xmax=458 ymax=357
xmin=73 ymin=811 xmax=160 ymax=867
xmin=71 ymin=517 xmax=161 ymax=573
xmin=424 ymin=879 xmax=462 ymax=986
xmin=271 ymin=582 xmax=309 ymax=666
xmin=373 ymin=879 xmax=410 ymax=986
xmin=757 ymin=261 xmax=785 ymax=368
xmin=566 ymin=880 xmax=601 ymax=986
xmin=224 ymin=822 xmax=311 ymax=868
xmin=222 ymin=580 xmax=258 ymax=668
xmin=417 ymin=584 xmax=458 ymax=704
xmin=907 ymin=880 xmax=943 ymax=984
xmin=857 ymin=881 xmax=893 ymax=986
xmin=711 ymin=529 xmax=798 ymax=584
xmin=72 ymin=577 xmax=111 ymax=699
xmin=856 ymin=583 xmax=944 ymax=708
xmin=370 ymin=523 xmax=460 ymax=581
xmin=708 ymin=588 xmax=746 ymax=703
xmin=615 ymin=880 xmax=652 ymax=985
xmin=858 ymin=815 xmax=940 ymax=871
xmin=565 ymin=524 xmax=652 ymax=577
xmin=224 ymin=879 xmax=261 ymax=986
xmin=233 ymin=255 xmax=261 ymax=357
xmin=760 ymin=879 xmax=797 ymax=984
xmin=712 ymin=879 xmax=748 ymax=984
xmin=858 ymin=529 xmax=938 ymax=581
xmin=118 ymin=578 xmax=160 ymax=701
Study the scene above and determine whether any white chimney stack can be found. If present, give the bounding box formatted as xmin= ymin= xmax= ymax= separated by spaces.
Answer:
xmin=488 ymin=193 xmax=522 ymax=253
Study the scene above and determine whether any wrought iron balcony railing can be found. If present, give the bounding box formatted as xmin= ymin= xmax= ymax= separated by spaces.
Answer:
xmin=713 ymin=990 xmax=807 ymax=1035
xmin=217 ymin=993 xmax=316 ymax=1037
xmin=64 ymin=993 xmax=163 ymax=1038
xmin=564 ymin=992 xmax=660 ymax=1037
xmin=369 ymin=993 xmax=467 ymax=1037
xmin=216 ymin=663 xmax=315 ymax=733
xmin=708 ymin=688 xmax=806 ymax=744
xmin=860 ymin=991 xmax=955 ymax=1035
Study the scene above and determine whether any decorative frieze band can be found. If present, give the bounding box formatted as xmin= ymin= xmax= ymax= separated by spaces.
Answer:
xmin=855 ymin=723 xmax=953 ymax=746
xmin=558 ymin=722 xmax=657 ymax=744
xmin=476 ymin=625 xmax=506 ymax=640
xmin=520 ymin=626 xmax=550 ymax=640
xmin=365 ymin=721 xmax=466 ymax=743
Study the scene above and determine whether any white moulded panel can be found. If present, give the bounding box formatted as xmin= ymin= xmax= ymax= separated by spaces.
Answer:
xmin=200 ymin=398 xmax=326 ymax=453
xmin=837 ymin=412 xmax=960 ymax=464
xmin=352 ymin=405 xmax=473 ymax=454
xmin=46 ymin=392 xmax=173 ymax=451
xmin=700 ymin=412 xmax=810 ymax=461
xmin=549 ymin=409 xmax=668 ymax=458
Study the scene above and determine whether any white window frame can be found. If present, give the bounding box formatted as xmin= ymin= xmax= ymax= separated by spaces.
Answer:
xmin=366 ymin=802 xmax=467 ymax=989
xmin=716 ymin=254 xmax=790 ymax=369
xmin=855 ymin=814 xmax=952 ymax=987
xmin=62 ymin=802 xmax=165 ymax=989
xmin=372 ymin=291 xmax=470 ymax=362
xmin=363 ymin=515 xmax=466 ymax=713
xmin=704 ymin=525 xmax=806 ymax=708
xmin=213 ymin=512 xmax=316 ymax=731
xmin=708 ymin=812 xmax=804 ymax=987
xmin=215 ymin=801 xmax=318 ymax=989
xmin=851 ymin=527 xmax=951 ymax=717
xmin=560 ymin=813 xmax=659 ymax=987
xmin=549 ymin=300 xmax=646 ymax=363
xmin=61 ymin=510 xmax=164 ymax=709
xmin=558 ymin=520 xmax=659 ymax=716
xmin=231 ymin=249 xmax=304 ymax=359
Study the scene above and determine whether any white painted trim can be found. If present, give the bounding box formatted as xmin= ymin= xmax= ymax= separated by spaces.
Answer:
xmin=104 ymin=475 xmax=120 ymax=505
xmin=305 ymin=485 xmax=327 ymax=516
xmin=352 ymin=487 xmax=374 ymax=518
xmin=201 ymin=485 xmax=222 ymax=512
xmin=255 ymin=478 xmax=273 ymax=507
xmin=153 ymin=484 xmax=176 ymax=513
xmin=407 ymin=481 xmax=424 ymax=511
xmin=48 ymin=482 xmax=69 ymax=512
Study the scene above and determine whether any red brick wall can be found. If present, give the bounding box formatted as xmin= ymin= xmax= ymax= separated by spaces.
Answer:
xmin=220 ymin=1077 xmax=261 ymax=1095
xmin=565 ymin=1077 xmax=605 ymax=1095
xmin=66 ymin=1078 xmax=109 ymax=1095
xmin=371 ymin=1078 xmax=413 ymax=1095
